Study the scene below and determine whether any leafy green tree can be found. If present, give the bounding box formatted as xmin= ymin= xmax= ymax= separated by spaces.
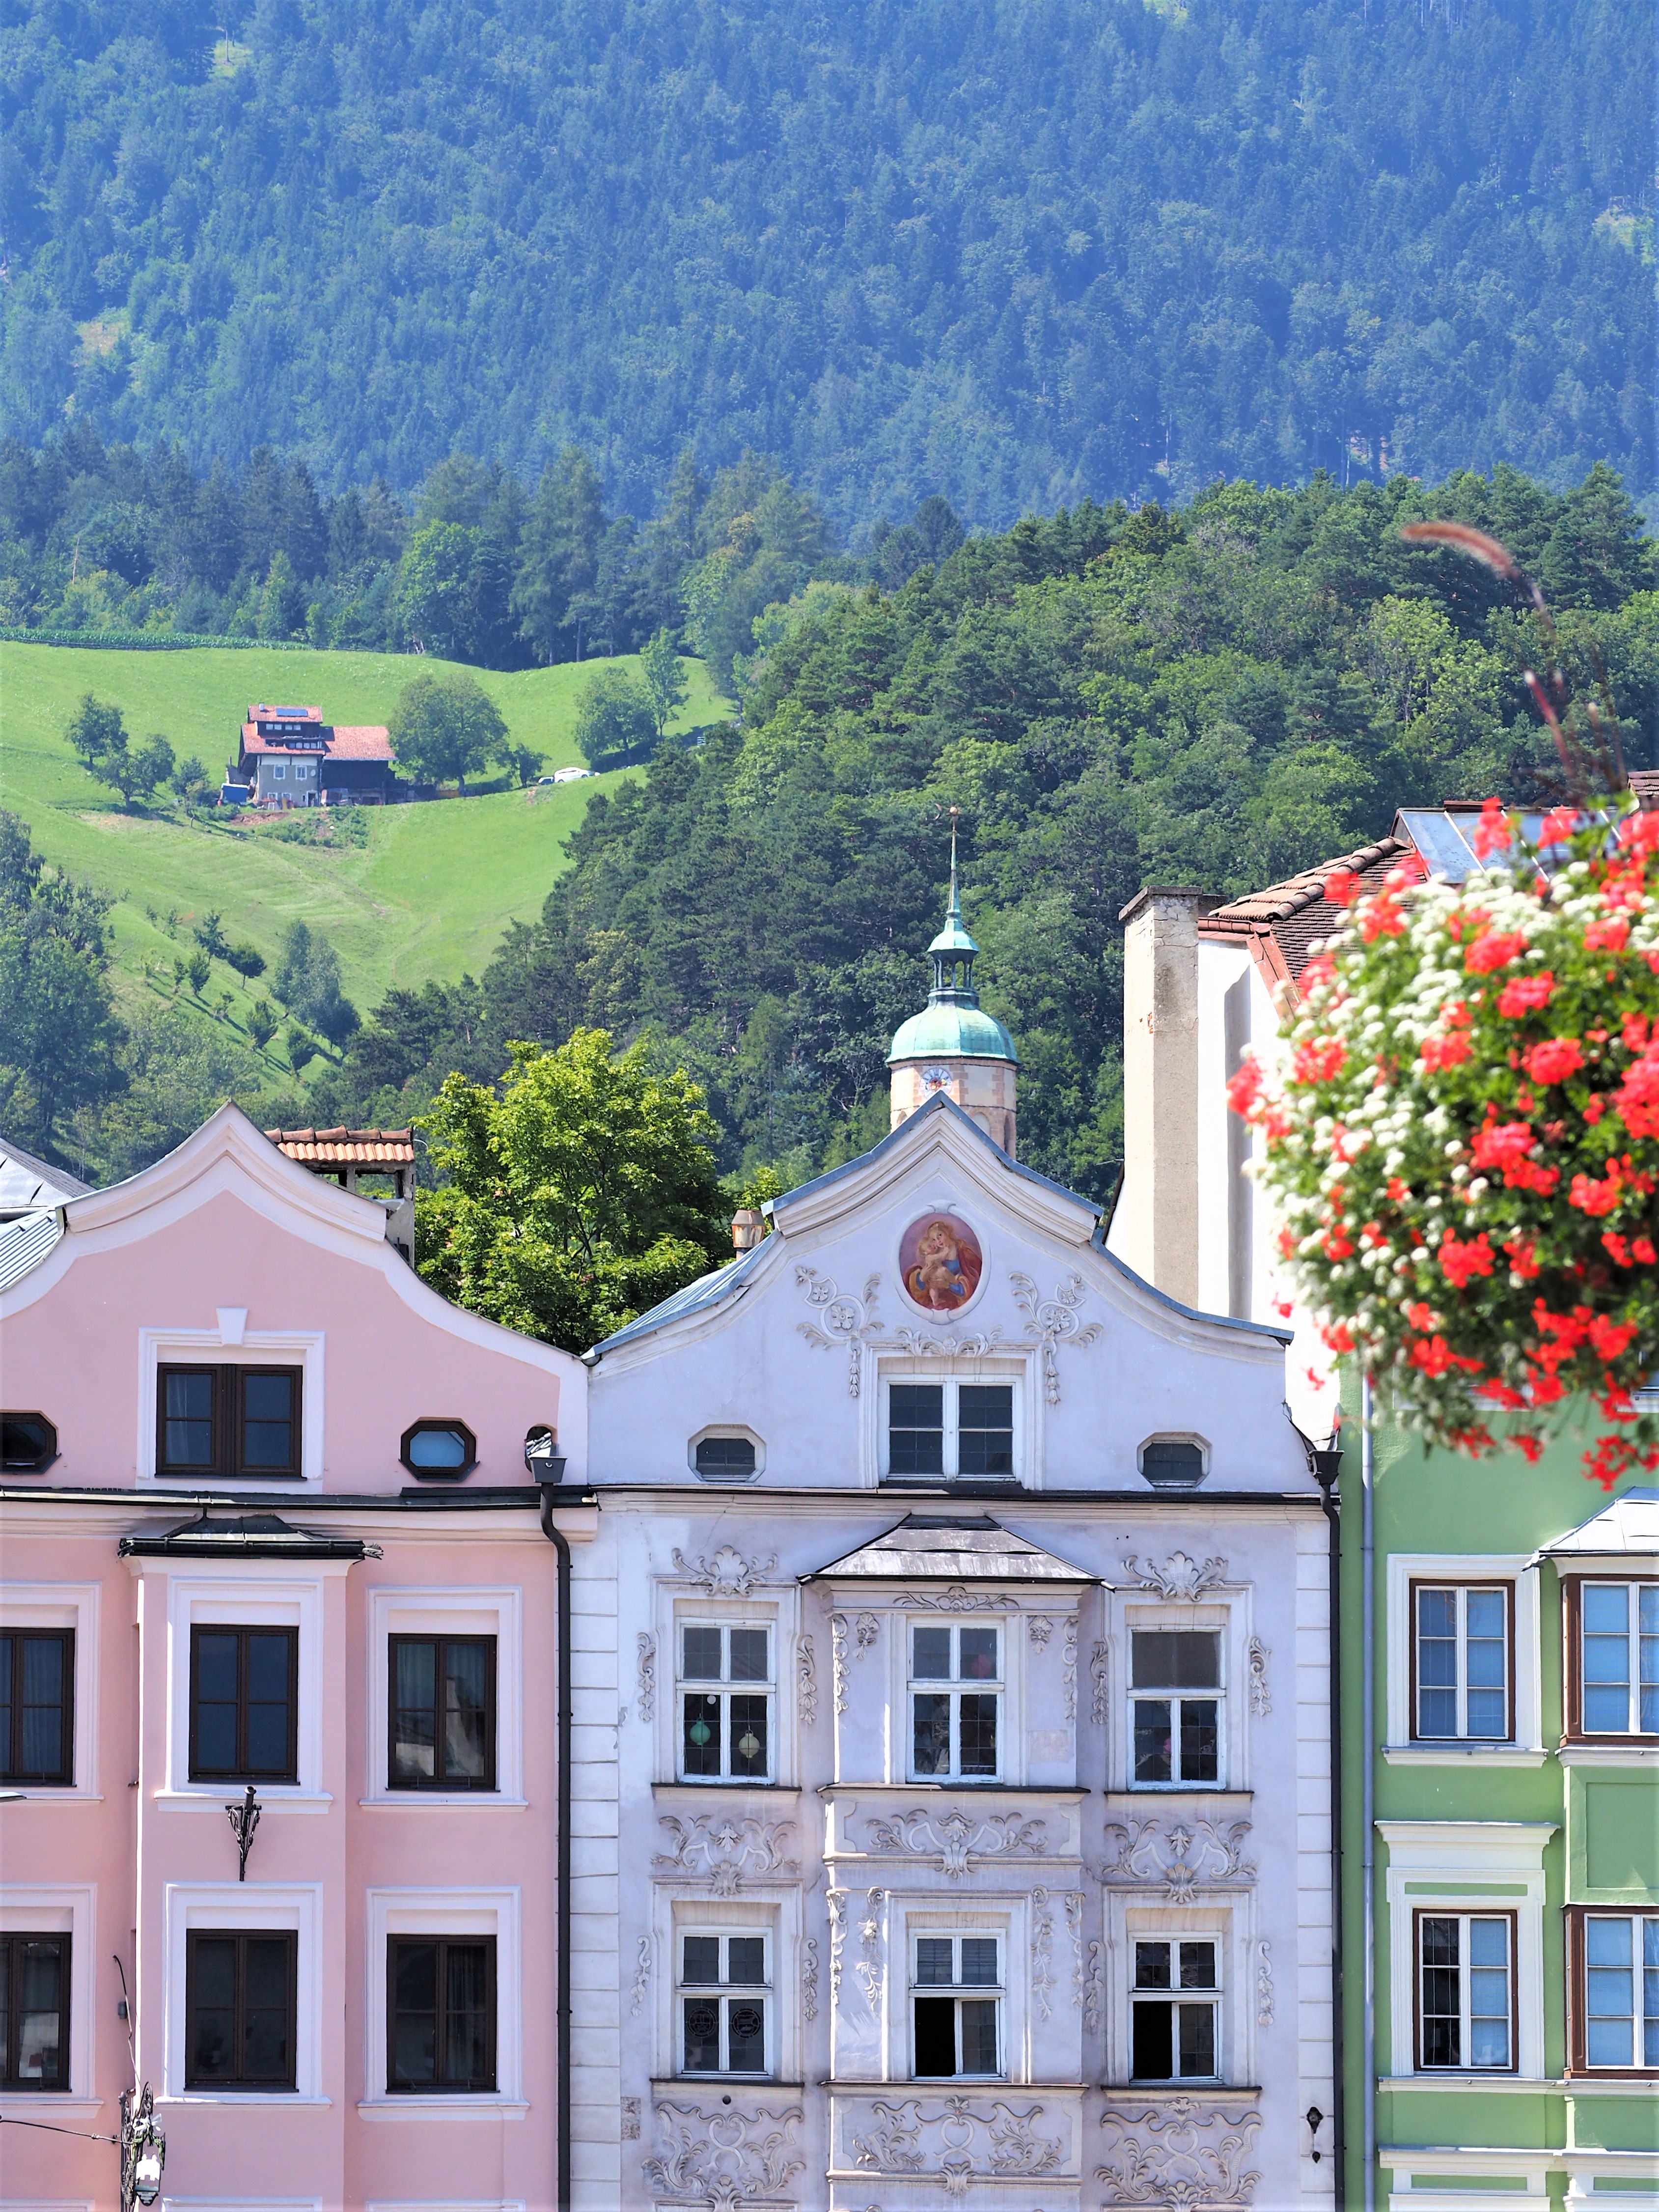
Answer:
xmin=224 ymin=941 xmax=266 ymax=980
xmin=274 ymin=920 xmax=359 ymax=1044
xmin=415 ymin=1029 xmax=731 ymax=1351
xmin=0 ymin=809 xmax=123 ymax=1157
xmin=194 ymin=912 xmax=230 ymax=958
xmin=90 ymin=1007 xmax=264 ymax=1179
xmin=172 ymin=754 xmax=211 ymax=806
xmin=573 ymin=665 xmax=656 ymax=766
xmin=258 ymin=549 xmax=306 ymax=639
xmin=395 ymin=522 xmax=480 ymax=658
xmin=286 ymin=1023 xmax=318 ymax=1072
xmin=512 ymin=448 xmax=605 ymax=660
xmin=495 ymin=739 xmax=545 ymax=786
xmin=185 ymin=949 xmax=211 ymax=994
xmin=387 ymin=670 xmax=508 ymax=793
xmin=248 ymin=1000 xmax=278 ymax=1050
xmin=639 ymin=628 xmax=690 ymax=736
xmin=67 ymin=692 xmax=127 ymax=780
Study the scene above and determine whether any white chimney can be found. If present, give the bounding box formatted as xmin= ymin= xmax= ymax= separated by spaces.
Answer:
xmin=1115 ymin=887 xmax=1213 ymax=1307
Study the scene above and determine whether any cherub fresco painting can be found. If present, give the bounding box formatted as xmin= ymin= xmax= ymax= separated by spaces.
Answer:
xmin=899 ymin=1212 xmax=984 ymax=1312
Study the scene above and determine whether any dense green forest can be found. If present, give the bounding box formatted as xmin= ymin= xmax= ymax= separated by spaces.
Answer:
xmin=1 ymin=0 xmax=1651 ymax=533
xmin=290 ymin=465 xmax=1657 ymax=1200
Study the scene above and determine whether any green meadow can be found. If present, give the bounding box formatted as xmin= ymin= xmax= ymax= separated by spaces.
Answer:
xmin=0 ymin=642 xmax=727 ymax=1076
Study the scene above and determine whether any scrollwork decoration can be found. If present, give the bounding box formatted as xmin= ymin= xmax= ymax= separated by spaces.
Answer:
xmin=1098 ymin=1818 xmax=1257 ymax=1904
xmin=645 ymin=2100 xmax=806 ymax=2205
xmin=653 ymin=1813 xmax=799 ymax=1896
xmin=1090 ymin=1639 xmax=1110 ymax=1726
xmin=1097 ymin=2097 xmax=1263 ymax=2207
xmin=636 ymin=1630 xmax=657 ymax=1722
xmin=797 ymin=1634 xmax=818 ymax=1725
xmin=1121 ymin=1551 xmax=1229 ymax=1600
xmin=670 ymin=1544 xmax=778 ymax=1595
xmin=863 ymin=1805 xmax=1051 ymax=1879
xmin=796 ymin=1265 xmax=883 ymax=1396
xmin=1010 ymin=1270 xmax=1102 ymax=1404
xmin=1247 ymin=1636 xmax=1272 ymax=1716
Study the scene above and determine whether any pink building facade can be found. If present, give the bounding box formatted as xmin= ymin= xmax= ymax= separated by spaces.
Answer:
xmin=0 ymin=1107 xmax=592 ymax=2211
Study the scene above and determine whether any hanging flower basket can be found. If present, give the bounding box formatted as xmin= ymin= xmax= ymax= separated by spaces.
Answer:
xmin=1233 ymin=526 xmax=1659 ymax=1487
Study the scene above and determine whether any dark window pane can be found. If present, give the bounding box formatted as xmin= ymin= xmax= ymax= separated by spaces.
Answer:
xmin=1142 ymin=1439 xmax=1205 ymax=1487
xmin=406 ymin=1426 xmax=470 ymax=1469
xmin=1134 ymin=1700 xmax=1173 ymax=1782
xmin=247 ymin=1632 xmax=291 ymax=1702
xmin=959 ymin=1629 xmax=998 ymax=1680
xmin=1133 ymin=2002 xmax=1174 ymax=2078
xmin=960 ymin=1998 xmax=997 ymax=2073
xmin=694 ymin=1436 xmax=756 ymax=1477
xmin=727 ymin=2000 xmax=765 ymax=2071
xmin=243 ymin=1936 xmax=289 ymax=2011
xmin=1135 ymin=1943 xmax=1172 ymax=1990
xmin=1132 ymin=1632 xmax=1220 ymax=1689
xmin=241 ymin=1372 xmax=293 ymax=1467
xmin=889 ymin=1384 xmax=944 ymax=1474
xmin=727 ymin=1938 xmax=765 ymax=1987
xmin=243 ymin=2002 xmax=289 ymax=2080
xmin=17 ymin=1633 xmax=67 ymax=1780
xmin=890 ymin=1384 xmax=943 ymax=1426
xmin=912 ymin=1693 xmax=951 ymax=1775
xmin=682 ymin=1626 xmax=723 ymax=1680
xmin=912 ymin=1628 xmax=952 ymax=1680
xmin=195 ymin=1632 xmax=239 ymax=1701
xmin=191 ymin=2011 xmax=235 ymax=2078
xmin=684 ymin=1998 xmax=720 ymax=2071
xmin=916 ymin=1939 xmax=955 ymax=1987
xmin=245 ymin=1701 xmax=291 ymax=1775
xmin=730 ymin=1696 xmax=768 ymax=1777
xmin=682 ymin=1694 xmax=721 ymax=1775
xmin=443 ymin=1644 xmax=490 ymax=1781
xmin=914 ymin=1995 xmax=957 ymax=2075
xmin=1177 ymin=2003 xmax=1215 ymax=2075
xmin=1179 ymin=1943 xmax=1217 ymax=1990
xmin=1421 ymin=1918 xmax=1459 ymax=1966
xmin=958 ymin=1386 xmax=1012 ymax=1427
xmin=194 ymin=1703 xmax=237 ymax=1772
xmin=0 ymin=1944 xmax=8 ymax=2078
xmin=1422 ymin=2013 xmax=1460 ymax=2067
xmin=729 ymin=1630 xmax=769 ymax=1683
xmin=957 ymin=1386 xmax=1014 ymax=1475
xmin=961 ymin=1939 xmax=998 ymax=1986
xmin=683 ymin=1936 xmax=721 ymax=1985
xmin=1179 ymin=1701 xmax=1219 ymax=1782
xmin=164 ymin=1371 xmax=215 ymax=1466
xmin=1 ymin=1414 xmax=54 ymax=1469
xmin=393 ymin=1640 xmax=437 ymax=1782
xmin=889 ymin=1425 xmax=944 ymax=1475
xmin=445 ymin=1944 xmax=491 ymax=2087
xmin=393 ymin=2014 xmax=436 ymax=2085
xmin=14 ymin=1940 xmax=63 ymax=2084
xmin=395 ymin=1941 xmax=437 ymax=2012
xmin=958 ymin=1693 xmax=998 ymax=1776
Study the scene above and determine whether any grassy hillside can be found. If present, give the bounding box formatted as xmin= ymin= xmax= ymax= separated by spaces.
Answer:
xmin=0 ymin=641 xmax=728 ymax=1090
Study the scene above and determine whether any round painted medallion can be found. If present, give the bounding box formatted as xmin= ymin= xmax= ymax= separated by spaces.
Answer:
xmin=898 ymin=1211 xmax=984 ymax=1314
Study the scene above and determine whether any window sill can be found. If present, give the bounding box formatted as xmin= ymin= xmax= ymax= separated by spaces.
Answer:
xmin=359 ymin=1794 xmax=529 ymax=1809
xmin=819 ymin=1780 xmax=1087 ymax=1796
xmin=0 ymin=2093 xmax=104 ymax=2117
xmin=1104 ymin=1787 xmax=1252 ymax=1806
xmin=1383 ymin=1745 xmax=1548 ymax=1768
xmin=0 ymin=1789 xmax=104 ymax=1803
xmin=357 ymin=2097 xmax=527 ymax=2121
xmin=1377 ymin=2074 xmax=1542 ymax=2094
xmin=154 ymin=1788 xmax=332 ymax=1814
xmin=653 ymin=2077 xmax=802 ymax=2091
xmin=158 ymin=2092 xmax=331 ymax=2107
xmin=1556 ymin=1743 xmax=1659 ymax=1767
xmin=1101 ymin=2083 xmax=1262 ymax=2100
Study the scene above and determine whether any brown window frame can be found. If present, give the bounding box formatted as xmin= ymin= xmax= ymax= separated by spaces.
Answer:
xmin=0 ymin=1931 xmax=71 ymax=2091
xmin=1408 ymin=1579 xmax=1516 ymax=1743
xmin=188 ymin=1625 xmax=299 ymax=1783
xmin=387 ymin=1634 xmax=498 ymax=1792
xmin=0 ymin=1411 xmax=57 ymax=1473
xmin=156 ymin=1364 xmax=303 ymax=1480
xmin=184 ymin=1929 xmax=298 ymax=2091
xmin=1566 ymin=1906 xmax=1659 ymax=2080
xmin=386 ymin=1934 xmax=498 ymax=2093
xmin=1411 ymin=1907 xmax=1520 ymax=2074
xmin=0 ymin=1627 xmax=74 ymax=1786
xmin=1562 ymin=1575 xmax=1659 ymax=1744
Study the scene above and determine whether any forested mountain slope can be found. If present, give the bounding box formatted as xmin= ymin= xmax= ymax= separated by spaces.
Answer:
xmin=2 ymin=0 xmax=1650 ymax=530
xmin=315 ymin=465 xmax=1659 ymax=1197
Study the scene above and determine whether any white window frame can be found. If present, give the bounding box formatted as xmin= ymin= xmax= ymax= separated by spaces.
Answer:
xmin=1385 ymin=1555 xmax=1543 ymax=1765
xmin=892 ymin=1901 xmax=1034 ymax=2085
xmin=880 ymin=1366 xmax=1023 ymax=1484
xmin=909 ymin=1927 xmax=1004 ymax=2081
xmin=657 ymin=1585 xmax=799 ymax=1789
xmin=0 ymin=1886 xmax=96 ymax=2115
xmin=675 ymin=1616 xmax=776 ymax=1785
xmin=1103 ymin=1900 xmax=1252 ymax=2089
xmin=359 ymin=1887 xmax=523 ymax=2116
xmin=906 ymin=1616 xmax=1005 ymax=1784
xmin=137 ymin=1322 xmax=326 ymax=1490
xmin=1575 ymin=1579 xmax=1659 ymax=1738
xmin=687 ymin=1426 xmax=765 ymax=1484
xmin=1102 ymin=1585 xmax=1251 ymax=1794
xmin=1576 ymin=1909 xmax=1659 ymax=2073
xmin=0 ymin=1584 xmax=100 ymax=1803
xmin=162 ymin=1881 xmax=324 ymax=2104
xmin=362 ymin=1588 xmax=524 ymax=1807
xmin=1378 ymin=1820 xmax=1553 ymax=2082
xmin=271 ymin=762 xmax=285 ymax=781
xmin=1414 ymin=1909 xmax=1517 ymax=2073
xmin=1410 ymin=1583 xmax=1512 ymax=1743
xmin=150 ymin=1568 xmax=342 ymax=1810
xmin=1127 ymin=1928 xmax=1225 ymax=2085
xmin=1125 ymin=1618 xmax=1227 ymax=1791
xmin=675 ymin=1922 xmax=774 ymax=2079
xmin=651 ymin=1894 xmax=800 ymax=2087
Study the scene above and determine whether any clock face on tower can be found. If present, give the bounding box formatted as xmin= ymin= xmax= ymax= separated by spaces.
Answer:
xmin=921 ymin=1064 xmax=953 ymax=1092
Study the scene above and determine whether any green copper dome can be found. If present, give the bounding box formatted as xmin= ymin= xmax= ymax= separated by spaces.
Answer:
xmin=886 ymin=824 xmax=1018 ymax=1066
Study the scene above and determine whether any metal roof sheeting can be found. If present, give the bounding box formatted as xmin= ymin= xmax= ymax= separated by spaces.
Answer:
xmin=805 ymin=1513 xmax=1095 ymax=1583
xmin=0 ymin=1209 xmax=63 ymax=1292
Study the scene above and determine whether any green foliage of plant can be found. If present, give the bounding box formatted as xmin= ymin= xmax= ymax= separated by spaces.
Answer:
xmin=573 ymin=667 xmax=657 ymax=768
xmin=387 ymin=670 xmax=509 ymax=792
xmin=639 ymin=629 xmax=690 ymax=738
xmin=274 ymin=921 xmax=358 ymax=1046
xmin=415 ymin=1029 xmax=732 ymax=1351
xmin=0 ymin=808 xmax=122 ymax=1151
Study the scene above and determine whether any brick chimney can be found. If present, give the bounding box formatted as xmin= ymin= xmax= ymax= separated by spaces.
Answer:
xmin=1114 ymin=888 xmax=1216 ymax=1307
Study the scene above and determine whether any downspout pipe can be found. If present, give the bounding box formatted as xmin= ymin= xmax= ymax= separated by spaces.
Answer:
xmin=538 ymin=1483 xmax=574 ymax=2212
xmin=1310 ymin=1444 xmax=1346 ymax=2211
xmin=1360 ymin=1377 xmax=1377 ymax=2212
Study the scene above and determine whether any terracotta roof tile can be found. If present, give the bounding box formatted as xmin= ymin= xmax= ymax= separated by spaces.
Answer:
xmin=240 ymin=722 xmax=392 ymax=760
xmin=265 ymin=1127 xmax=414 ymax=1165
xmin=1198 ymin=835 xmax=1409 ymax=982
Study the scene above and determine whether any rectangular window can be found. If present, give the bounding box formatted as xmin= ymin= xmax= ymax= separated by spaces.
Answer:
xmin=1412 ymin=1583 xmax=1511 ymax=1739
xmin=157 ymin=1366 xmax=302 ymax=1480
xmin=886 ymin=1381 xmax=1015 ymax=1481
xmin=0 ymin=1933 xmax=70 ymax=2090
xmin=389 ymin=1635 xmax=496 ymax=1791
xmin=189 ymin=1625 xmax=298 ymax=1781
xmin=185 ymin=1930 xmax=297 ymax=2089
xmin=1131 ymin=1938 xmax=1220 ymax=2080
xmin=387 ymin=1936 xmax=497 ymax=2092
xmin=1573 ymin=1581 xmax=1659 ymax=1737
xmin=1130 ymin=1629 xmax=1222 ymax=1786
xmin=910 ymin=1623 xmax=1000 ymax=1781
xmin=912 ymin=1933 xmax=1000 ymax=2077
xmin=271 ymin=763 xmax=285 ymax=780
xmin=0 ymin=1628 xmax=73 ymax=1784
xmin=1415 ymin=1912 xmax=1515 ymax=2071
xmin=680 ymin=1932 xmax=769 ymax=2076
xmin=1570 ymin=1911 xmax=1659 ymax=2074
xmin=679 ymin=1623 xmax=773 ymax=1782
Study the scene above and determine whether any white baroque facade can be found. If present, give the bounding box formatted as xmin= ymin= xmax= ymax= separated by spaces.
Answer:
xmin=568 ymin=1092 xmax=1335 ymax=2210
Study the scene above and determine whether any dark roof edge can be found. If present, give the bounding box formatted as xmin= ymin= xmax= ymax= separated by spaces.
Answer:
xmin=2 ymin=1484 xmax=590 ymax=1512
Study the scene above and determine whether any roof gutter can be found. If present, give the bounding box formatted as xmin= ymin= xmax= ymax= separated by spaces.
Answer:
xmin=537 ymin=1481 xmax=574 ymax=2212
xmin=1309 ymin=1438 xmax=1346 ymax=2209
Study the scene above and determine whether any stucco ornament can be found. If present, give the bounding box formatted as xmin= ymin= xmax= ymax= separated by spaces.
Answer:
xmin=796 ymin=1634 xmax=818 ymax=1725
xmin=827 ymin=1888 xmax=848 ymax=2006
xmin=1031 ymin=1887 xmax=1055 ymax=2021
xmin=645 ymin=2100 xmax=806 ymax=2207
xmin=1010 ymin=1270 xmax=1102 ymax=1403
xmin=1026 ymin=1613 xmax=1054 ymax=1649
xmin=801 ymin=1933 xmax=819 ymax=2022
xmin=1090 ymin=1639 xmax=1110 ymax=1725
xmin=1246 ymin=1636 xmax=1272 ymax=1716
xmin=851 ymin=2096 xmax=1068 ymax=2191
xmin=855 ymin=1611 xmax=880 ymax=1653
xmin=855 ymin=1887 xmax=886 ymax=2006
xmin=670 ymin=1544 xmax=778 ymax=1596
xmin=654 ymin=1813 xmax=799 ymax=1895
xmin=1256 ymin=1939 xmax=1275 ymax=2025
xmin=1121 ymin=1550 xmax=1229 ymax=1599
xmin=795 ymin=1265 xmax=883 ymax=1396
xmin=1062 ymin=1890 xmax=1100 ymax=2031
xmin=862 ymin=1805 xmax=1051 ymax=1879
xmin=830 ymin=1615 xmax=851 ymax=1715
xmin=1097 ymin=2098 xmax=1263 ymax=2207
xmin=1061 ymin=1611 xmax=1078 ymax=1720
xmin=1099 ymin=1818 xmax=1257 ymax=1904
xmin=899 ymin=1585 xmax=1002 ymax=1613
xmin=629 ymin=1934 xmax=651 ymax=2017
xmin=636 ymin=1630 xmax=657 ymax=1721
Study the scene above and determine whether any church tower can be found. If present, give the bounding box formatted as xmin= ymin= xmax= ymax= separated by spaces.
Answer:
xmin=886 ymin=813 xmax=1019 ymax=1154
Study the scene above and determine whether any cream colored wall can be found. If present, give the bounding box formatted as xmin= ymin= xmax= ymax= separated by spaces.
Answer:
xmin=889 ymin=1056 xmax=1017 ymax=1154
xmin=1112 ymin=891 xmax=1202 ymax=1306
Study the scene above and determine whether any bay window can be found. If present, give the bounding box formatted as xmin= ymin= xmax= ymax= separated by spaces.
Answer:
xmin=1569 ymin=1580 xmax=1659 ymax=1738
xmin=1569 ymin=1911 xmax=1659 ymax=2075
xmin=912 ymin=1934 xmax=1000 ymax=2078
xmin=1131 ymin=1629 xmax=1222 ymax=1786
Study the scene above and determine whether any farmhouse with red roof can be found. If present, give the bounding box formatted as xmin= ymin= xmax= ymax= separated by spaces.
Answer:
xmin=230 ymin=703 xmax=396 ymax=805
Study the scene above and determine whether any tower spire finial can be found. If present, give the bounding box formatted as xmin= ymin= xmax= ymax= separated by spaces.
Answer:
xmin=947 ymin=806 xmax=961 ymax=923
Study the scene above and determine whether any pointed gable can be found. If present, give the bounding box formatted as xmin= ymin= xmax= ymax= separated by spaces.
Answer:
xmin=805 ymin=1513 xmax=1094 ymax=1585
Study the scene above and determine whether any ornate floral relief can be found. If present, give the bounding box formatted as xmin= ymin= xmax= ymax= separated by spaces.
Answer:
xmin=629 ymin=1934 xmax=651 ymax=2018
xmin=796 ymin=1635 xmax=818 ymax=1726
xmin=897 ymin=1584 xmax=1002 ymax=1613
xmin=1027 ymin=1613 xmax=1054 ymax=1649
xmin=1062 ymin=1890 xmax=1100 ymax=2032
xmin=620 ymin=2093 xmax=642 ymax=2141
xmin=862 ymin=1805 xmax=1051 ymax=1879
xmin=1010 ymin=1271 xmax=1102 ymax=1404
xmin=830 ymin=1614 xmax=850 ymax=1716
xmin=1097 ymin=2097 xmax=1263 ymax=2207
xmin=795 ymin=1265 xmax=883 ymax=1397
xmin=1256 ymin=1940 xmax=1274 ymax=2026
xmin=645 ymin=2100 xmax=806 ymax=2207
xmin=670 ymin=1544 xmax=778 ymax=1596
xmin=855 ymin=1611 xmax=880 ymax=1654
xmin=1098 ymin=1818 xmax=1257 ymax=1904
xmin=636 ymin=1630 xmax=657 ymax=1722
xmin=827 ymin=1887 xmax=848 ymax=2008
xmin=1120 ymin=1551 xmax=1229 ymax=1600
xmin=1090 ymin=1639 xmax=1110 ymax=1726
xmin=855 ymin=1887 xmax=886 ymax=2008
xmin=654 ymin=1813 xmax=800 ymax=1896
xmin=1246 ymin=1636 xmax=1272 ymax=1716
xmin=1085 ymin=1939 xmax=1106 ymax=2037
xmin=850 ymin=2095 xmax=1068 ymax=2188
xmin=1062 ymin=1612 xmax=1078 ymax=1721
xmin=802 ymin=1934 xmax=819 ymax=2023
xmin=879 ymin=1323 xmax=1007 ymax=1361
xmin=1031 ymin=1887 xmax=1055 ymax=2021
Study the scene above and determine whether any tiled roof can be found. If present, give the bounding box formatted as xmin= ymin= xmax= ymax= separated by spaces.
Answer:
xmin=265 ymin=1127 xmax=414 ymax=1164
xmin=1198 ymin=835 xmax=1408 ymax=983
xmin=248 ymin=703 xmax=323 ymax=722
xmin=239 ymin=723 xmax=392 ymax=759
